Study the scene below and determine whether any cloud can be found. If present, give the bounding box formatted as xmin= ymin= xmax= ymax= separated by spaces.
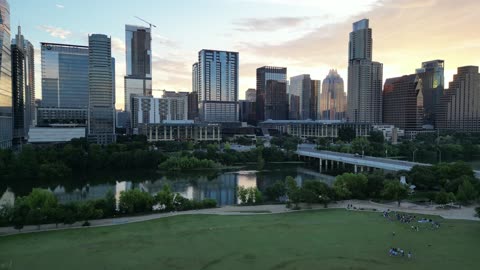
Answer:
xmin=111 ymin=37 xmax=126 ymax=54
xmin=56 ymin=4 xmax=64 ymax=9
xmin=234 ymin=0 xmax=480 ymax=89
xmin=38 ymin=25 xmax=71 ymax=39
xmin=233 ymin=17 xmax=310 ymax=32
xmin=152 ymin=34 xmax=178 ymax=48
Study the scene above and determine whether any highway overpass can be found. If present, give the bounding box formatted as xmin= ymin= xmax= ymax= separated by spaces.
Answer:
xmin=296 ymin=145 xmax=480 ymax=178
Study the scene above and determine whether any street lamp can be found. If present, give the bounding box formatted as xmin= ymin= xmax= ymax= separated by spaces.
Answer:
xmin=437 ymin=147 xmax=442 ymax=163
xmin=412 ymin=148 xmax=418 ymax=162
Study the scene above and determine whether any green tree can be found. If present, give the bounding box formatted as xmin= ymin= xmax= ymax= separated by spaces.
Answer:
xmin=352 ymin=137 xmax=370 ymax=156
xmin=265 ymin=180 xmax=286 ymax=202
xmin=302 ymin=181 xmax=332 ymax=208
xmin=409 ymin=166 xmax=437 ymax=190
xmin=382 ymin=180 xmax=408 ymax=206
xmin=12 ymin=200 xmax=29 ymax=232
xmin=456 ymin=179 xmax=479 ymax=204
xmin=155 ymin=185 xmax=175 ymax=211
xmin=0 ymin=204 xmax=13 ymax=227
xmin=338 ymin=127 xmax=356 ymax=142
xmin=333 ymin=173 xmax=368 ymax=199
xmin=285 ymin=176 xmax=301 ymax=208
xmin=104 ymin=190 xmax=117 ymax=217
xmin=78 ymin=201 xmax=103 ymax=224
xmin=173 ymin=194 xmax=193 ymax=211
xmin=119 ymin=189 xmax=154 ymax=214
xmin=435 ymin=190 xmax=456 ymax=204
xmin=237 ymin=186 xmax=249 ymax=204
xmin=366 ymin=173 xmax=385 ymax=199
xmin=61 ymin=203 xmax=78 ymax=226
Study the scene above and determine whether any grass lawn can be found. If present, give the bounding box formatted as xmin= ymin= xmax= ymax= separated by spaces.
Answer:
xmin=0 ymin=209 xmax=479 ymax=270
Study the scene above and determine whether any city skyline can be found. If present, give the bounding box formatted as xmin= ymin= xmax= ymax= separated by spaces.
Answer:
xmin=10 ymin=0 xmax=480 ymax=109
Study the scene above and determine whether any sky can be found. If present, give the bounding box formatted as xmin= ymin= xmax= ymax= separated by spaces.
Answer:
xmin=10 ymin=0 xmax=480 ymax=110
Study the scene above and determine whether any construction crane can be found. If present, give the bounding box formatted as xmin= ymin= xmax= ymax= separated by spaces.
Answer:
xmin=135 ymin=16 xmax=157 ymax=29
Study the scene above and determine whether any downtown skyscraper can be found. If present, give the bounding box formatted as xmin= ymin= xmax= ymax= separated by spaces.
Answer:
xmin=256 ymin=66 xmax=287 ymax=121
xmin=194 ymin=50 xmax=239 ymax=122
xmin=124 ymin=25 xmax=152 ymax=113
xmin=88 ymin=34 xmax=115 ymax=144
xmin=11 ymin=26 xmax=25 ymax=146
xmin=383 ymin=74 xmax=424 ymax=131
xmin=289 ymin=74 xmax=312 ymax=120
xmin=0 ymin=0 xmax=11 ymax=149
xmin=416 ymin=60 xmax=444 ymax=128
xmin=321 ymin=70 xmax=346 ymax=120
xmin=347 ymin=19 xmax=383 ymax=124
xmin=437 ymin=66 xmax=480 ymax=132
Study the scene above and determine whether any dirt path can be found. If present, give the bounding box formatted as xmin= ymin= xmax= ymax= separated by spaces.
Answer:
xmin=0 ymin=201 xmax=477 ymax=237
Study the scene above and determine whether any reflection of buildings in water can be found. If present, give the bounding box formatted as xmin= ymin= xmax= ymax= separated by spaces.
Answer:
xmin=138 ymin=174 xmax=238 ymax=206
xmin=195 ymin=173 xmax=238 ymax=206
xmin=295 ymin=167 xmax=335 ymax=186
xmin=53 ymin=184 xmax=115 ymax=204
xmin=0 ymin=189 xmax=15 ymax=208
xmin=237 ymin=171 xmax=257 ymax=189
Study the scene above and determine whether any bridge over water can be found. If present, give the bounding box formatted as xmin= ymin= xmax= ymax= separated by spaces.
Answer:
xmin=296 ymin=145 xmax=480 ymax=178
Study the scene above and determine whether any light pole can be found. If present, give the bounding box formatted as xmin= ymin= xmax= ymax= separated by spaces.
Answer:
xmin=412 ymin=148 xmax=418 ymax=162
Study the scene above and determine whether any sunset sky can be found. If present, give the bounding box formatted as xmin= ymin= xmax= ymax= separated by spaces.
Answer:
xmin=11 ymin=0 xmax=480 ymax=109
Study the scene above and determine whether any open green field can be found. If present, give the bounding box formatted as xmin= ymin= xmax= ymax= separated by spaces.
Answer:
xmin=0 ymin=210 xmax=479 ymax=270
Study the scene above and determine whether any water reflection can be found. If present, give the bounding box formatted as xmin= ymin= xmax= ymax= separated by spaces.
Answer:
xmin=0 ymin=165 xmax=332 ymax=207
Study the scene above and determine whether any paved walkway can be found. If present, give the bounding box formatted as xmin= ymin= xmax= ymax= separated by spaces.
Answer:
xmin=0 ymin=201 xmax=478 ymax=237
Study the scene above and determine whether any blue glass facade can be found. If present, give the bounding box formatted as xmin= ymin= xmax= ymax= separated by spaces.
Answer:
xmin=0 ymin=0 xmax=11 ymax=149
xmin=197 ymin=49 xmax=239 ymax=122
xmin=88 ymin=34 xmax=115 ymax=145
xmin=41 ymin=43 xmax=89 ymax=108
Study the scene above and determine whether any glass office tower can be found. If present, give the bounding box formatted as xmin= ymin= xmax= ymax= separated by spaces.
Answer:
xmin=196 ymin=49 xmax=239 ymax=122
xmin=124 ymin=25 xmax=152 ymax=113
xmin=256 ymin=66 xmax=287 ymax=121
xmin=11 ymin=41 xmax=25 ymax=146
xmin=347 ymin=19 xmax=383 ymax=124
xmin=88 ymin=34 xmax=115 ymax=144
xmin=415 ymin=60 xmax=444 ymax=128
xmin=0 ymin=0 xmax=11 ymax=149
xmin=289 ymin=74 xmax=312 ymax=120
xmin=321 ymin=70 xmax=346 ymax=120
xmin=41 ymin=42 xmax=89 ymax=108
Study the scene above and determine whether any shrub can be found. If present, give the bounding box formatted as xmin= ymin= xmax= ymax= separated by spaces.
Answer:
xmin=119 ymin=189 xmax=154 ymax=214
xmin=237 ymin=186 xmax=263 ymax=205
xmin=201 ymin=199 xmax=217 ymax=209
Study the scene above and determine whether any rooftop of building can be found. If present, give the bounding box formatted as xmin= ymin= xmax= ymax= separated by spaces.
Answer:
xmin=260 ymin=120 xmax=370 ymax=125
xmin=40 ymin=42 xmax=88 ymax=49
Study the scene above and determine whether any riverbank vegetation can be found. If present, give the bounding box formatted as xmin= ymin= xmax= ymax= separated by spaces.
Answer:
xmin=261 ymin=161 xmax=480 ymax=209
xmin=0 ymin=185 xmax=217 ymax=230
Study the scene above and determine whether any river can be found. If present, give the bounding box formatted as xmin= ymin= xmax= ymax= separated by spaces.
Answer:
xmin=0 ymin=163 xmax=333 ymax=207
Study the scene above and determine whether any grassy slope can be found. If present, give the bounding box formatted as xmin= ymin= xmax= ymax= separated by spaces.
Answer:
xmin=0 ymin=210 xmax=479 ymax=270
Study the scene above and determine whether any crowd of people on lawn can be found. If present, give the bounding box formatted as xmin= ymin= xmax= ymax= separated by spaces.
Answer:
xmin=382 ymin=209 xmax=441 ymax=230
xmin=345 ymin=204 xmax=444 ymax=260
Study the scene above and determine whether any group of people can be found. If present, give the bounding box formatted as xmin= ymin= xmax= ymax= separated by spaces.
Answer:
xmin=388 ymin=247 xmax=412 ymax=259
xmin=382 ymin=210 xmax=441 ymax=230
xmin=382 ymin=210 xmax=416 ymax=224
xmin=418 ymin=218 xmax=441 ymax=229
